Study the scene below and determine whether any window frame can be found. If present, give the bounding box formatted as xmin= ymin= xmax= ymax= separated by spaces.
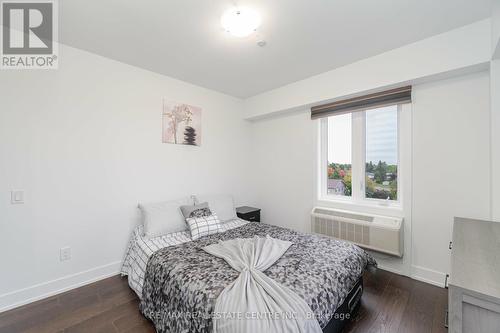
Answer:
xmin=319 ymin=104 xmax=404 ymax=209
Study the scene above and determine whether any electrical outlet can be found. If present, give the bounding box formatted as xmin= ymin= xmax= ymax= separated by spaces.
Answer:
xmin=60 ymin=247 xmax=71 ymax=261
xmin=10 ymin=190 xmax=24 ymax=204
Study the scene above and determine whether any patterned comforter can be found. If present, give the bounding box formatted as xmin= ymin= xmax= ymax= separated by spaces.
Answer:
xmin=140 ymin=222 xmax=376 ymax=333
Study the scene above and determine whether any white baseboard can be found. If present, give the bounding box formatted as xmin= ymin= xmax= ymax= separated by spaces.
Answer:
xmin=377 ymin=264 xmax=406 ymax=277
xmin=376 ymin=264 xmax=446 ymax=288
xmin=0 ymin=261 xmax=122 ymax=313
xmin=410 ymin=265 xmax=447 ymax=288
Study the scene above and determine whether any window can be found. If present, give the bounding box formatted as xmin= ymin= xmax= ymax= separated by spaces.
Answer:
xmin=320 ymin=104 xmax=402 ymax=206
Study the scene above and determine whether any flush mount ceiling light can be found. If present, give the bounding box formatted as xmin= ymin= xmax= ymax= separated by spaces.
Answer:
xmin=221 ymin=7 xmax=261 ymax=37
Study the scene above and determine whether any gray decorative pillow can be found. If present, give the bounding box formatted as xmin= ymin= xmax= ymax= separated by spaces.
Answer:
xmin=180 ymin=202 xmax=212 ymax=219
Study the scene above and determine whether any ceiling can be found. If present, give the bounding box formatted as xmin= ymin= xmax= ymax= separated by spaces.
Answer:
xmin=60 ymin=0 xmax=492 ymax=98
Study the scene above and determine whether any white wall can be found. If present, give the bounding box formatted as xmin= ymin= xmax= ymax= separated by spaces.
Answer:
xmin=492 ymin=60 xmax=500 ymax=221
xmin=492 ymin=2 xmax=500 ymax=221
xmin=244 ymin=19 xmax=491 ymax=119
xmin=250 ymin=112 xmax=315 ymax=233
xmin=0 ymin=45 xmax=254 ymax=311
xmin=493 ymin=0 xmax=500 ymax=59
xmin=411 ymin=72 xmax=491 ymax=282
xmin=250 ymin=71 xmax=491 ymax=286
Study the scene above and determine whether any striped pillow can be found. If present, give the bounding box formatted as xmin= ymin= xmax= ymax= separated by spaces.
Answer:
xmin=186 ymin=214 xmax=222 ymax=240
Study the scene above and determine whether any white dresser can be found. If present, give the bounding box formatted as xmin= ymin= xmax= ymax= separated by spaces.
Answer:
xmin=448 ymin=217 xmax=500 ymax=333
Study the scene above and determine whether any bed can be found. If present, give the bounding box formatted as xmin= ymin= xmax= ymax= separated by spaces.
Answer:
xmin=122 ymin=219 xmax=375 ymax=333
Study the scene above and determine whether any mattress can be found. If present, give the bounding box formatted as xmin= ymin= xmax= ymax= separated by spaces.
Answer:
xmin=120 ymin=219 xmax=248 ymax=297
xmin=140 ymin=222 xmax=376 ymax=333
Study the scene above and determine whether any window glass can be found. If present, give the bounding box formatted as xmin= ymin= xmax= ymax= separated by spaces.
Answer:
xmin=327 ymin=113 xmax=352 ymax=196
xmin=365 ymin=106 xmax=398 ymax=200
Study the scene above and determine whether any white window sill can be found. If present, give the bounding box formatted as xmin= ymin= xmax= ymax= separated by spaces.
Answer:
xmin=317 ymin=196 xmax=404 ymax=217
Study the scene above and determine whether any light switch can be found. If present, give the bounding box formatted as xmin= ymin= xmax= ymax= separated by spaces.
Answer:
xmin=60 ymin=247 xmax=71 ymax=261
xmin=11 ymin=190 xmax=24 ymax=204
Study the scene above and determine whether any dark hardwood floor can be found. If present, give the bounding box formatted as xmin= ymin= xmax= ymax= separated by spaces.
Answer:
xmin=0 ymin=269 xmax=448 ymax=333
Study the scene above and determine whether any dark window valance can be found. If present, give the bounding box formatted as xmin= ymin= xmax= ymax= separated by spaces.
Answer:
xmin=311 ymin=86 xmax=412 ymax=120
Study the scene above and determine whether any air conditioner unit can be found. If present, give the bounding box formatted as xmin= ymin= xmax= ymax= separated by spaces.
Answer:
xmin=311 ymin=207 xmax=403 ymax=257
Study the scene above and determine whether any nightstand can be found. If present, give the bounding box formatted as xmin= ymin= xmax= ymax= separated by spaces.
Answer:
xmin=236 ymin=206 xmax=261 ymax=222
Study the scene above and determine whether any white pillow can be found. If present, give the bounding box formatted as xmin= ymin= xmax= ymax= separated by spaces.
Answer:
xmin=138 ymin=197 xmax=191 ymax=238
xmin=196 ymin=194 xmax=237 ymax=222
xmin=186 ymin=214 xmax=222 ymax=240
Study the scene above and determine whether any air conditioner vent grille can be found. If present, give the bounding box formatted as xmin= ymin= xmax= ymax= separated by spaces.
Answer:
xmin=311 ymin=207 xmax=403 ymax=257
xmin=313 ymin=208 xmax=374 ymax=222
xmin=313 ymin=217 xmax=370 ymax=245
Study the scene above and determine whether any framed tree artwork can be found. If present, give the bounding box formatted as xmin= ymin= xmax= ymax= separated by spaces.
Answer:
xmin=162 ymin=100 xmax=202 ymax=146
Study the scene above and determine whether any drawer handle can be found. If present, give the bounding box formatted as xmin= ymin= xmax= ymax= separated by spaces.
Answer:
xmin=445 ymin=274 xmax=449 ymax=289
xmin=449 ymin=241 xmax=452 ymax=250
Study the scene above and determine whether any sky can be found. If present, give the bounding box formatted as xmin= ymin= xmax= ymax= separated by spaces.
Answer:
xmin=328 ymin=105 xmax=398 ymax=165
